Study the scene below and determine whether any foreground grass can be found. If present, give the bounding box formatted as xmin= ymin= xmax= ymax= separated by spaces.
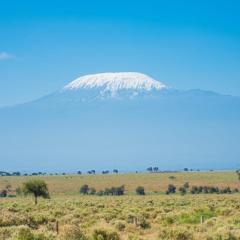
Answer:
xmin=0 ymin=194 xmax=240 ymax=239
xmin=0 ymin=172 xmax=240 ymax=239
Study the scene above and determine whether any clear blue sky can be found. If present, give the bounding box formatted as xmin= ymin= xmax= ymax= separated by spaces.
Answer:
xmin=1 ymin=0 xmax=240 ymax=106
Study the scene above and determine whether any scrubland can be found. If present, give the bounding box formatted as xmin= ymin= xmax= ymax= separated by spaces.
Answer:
xmin=0 ymin=172 xmax=240 ymax=240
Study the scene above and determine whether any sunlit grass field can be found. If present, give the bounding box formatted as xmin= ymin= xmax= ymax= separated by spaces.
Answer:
xmin=0 ymin=171 xmax=238 ymax=195
xmin=0 ymin=172 xmax=240 ymax=239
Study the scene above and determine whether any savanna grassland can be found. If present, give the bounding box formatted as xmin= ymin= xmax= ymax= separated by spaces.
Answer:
xmin=0 ymin=172 xmax=240 ymax=240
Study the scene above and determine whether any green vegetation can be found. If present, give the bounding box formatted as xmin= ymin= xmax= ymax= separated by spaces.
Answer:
xmin=80 ymin=184 xmax=89 ymax=195
xmin=166 ymin=184 xmax=176 ymax=194
xmin=22 ymin=179 xmax=49 ymax=204
xmin=0 ymin=171 xmax=240 ymax=239
xmin=135 ymin=186 xmax=145 ymax=195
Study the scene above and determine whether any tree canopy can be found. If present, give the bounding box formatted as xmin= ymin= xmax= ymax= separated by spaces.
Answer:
xmin=23 ymin=179 xmax=49 ymax=204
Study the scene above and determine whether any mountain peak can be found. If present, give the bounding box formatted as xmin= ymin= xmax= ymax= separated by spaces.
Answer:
xmin=63 ymin=72 xmax=166 ymax=93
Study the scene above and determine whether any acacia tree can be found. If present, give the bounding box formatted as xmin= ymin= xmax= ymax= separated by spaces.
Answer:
xmin=23 ymin=179 xmax=49 ymax=204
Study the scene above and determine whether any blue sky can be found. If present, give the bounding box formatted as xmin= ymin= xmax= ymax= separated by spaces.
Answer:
xmin=0 ymin=0 xmax=240 ymax=106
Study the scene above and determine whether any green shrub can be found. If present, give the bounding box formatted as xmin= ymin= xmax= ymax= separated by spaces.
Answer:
xmin=89 ymin=187 xmax=96 ymax=195
xmin=0 ymin=189 xmax=7 ymax=197
xmin=80 ymin=185 xmax=89 ymax=195
xmin=115 ymin=221 xmax=126 ymax=231
xmin=166 ymin=184 xmax=176 ymax=194
xmin=179 ymin=186 xmax=187 ymax=195
xmin=135 ymin=186 xmax=145 ymax=195
xmin=59 ymin=224 xmax=86 ymax=240
xmin=139 ymin=218 xmax=151 ymax=229
xmin=92 ymin=229 xmax=120 ymax=240
xmin=14 ymin=226 xmax=34 ymax=240
xmin=159 ymin=228 xmax=193 ymax=240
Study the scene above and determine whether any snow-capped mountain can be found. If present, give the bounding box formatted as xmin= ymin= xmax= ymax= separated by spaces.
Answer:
xmin=0 ymin=72 xmax=240 ymax=172
xmin=57 ymin=72 xmax=167 ymax=102
xmin=64 ymin=72 xmax=166 ymax=91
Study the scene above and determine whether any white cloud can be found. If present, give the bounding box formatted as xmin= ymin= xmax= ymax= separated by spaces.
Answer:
xmin=0 ymin=52 xmax=13 ymax=60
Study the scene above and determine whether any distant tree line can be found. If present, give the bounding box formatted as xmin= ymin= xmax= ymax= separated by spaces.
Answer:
xmin=3 ymin=168 xmax=239 ymax=177
xmin=0 ymin=169 xmax=120 ymax=177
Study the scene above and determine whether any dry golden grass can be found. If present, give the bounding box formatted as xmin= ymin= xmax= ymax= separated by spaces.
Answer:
xmin=0 ymin=172 xmax=240 ymax=239
xmin=0 ymin=194 xmax=240 ymax=239
xmin=0 ymin=171 xmax=238 ymax=195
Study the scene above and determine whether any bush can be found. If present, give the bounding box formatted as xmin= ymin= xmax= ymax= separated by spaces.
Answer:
xmin=14 ymin=226 xmax=34 ymax=240
xmin=190 ymin=186 xmax=201 ymax=194
xmin=0 ymin=189 xmax=7 ymax=197
xmin=92 ymin=229 xmax=120 ymax=240
xmin=80 ymin=185 xmax=89 ymax=195
xmin=89 ymin=187 xmax=96 ymax=195
xmin=135 ymin=186 xmax=145 ymax=195
xmin=59 ymin=224 xmax=86 ymax=240
xmin=113 ymin=185 xmax=125 ymax=196
xmin=139 ymin=218 xmax=151 ymax=229
xmin=115 ymin=221 xmax=126 ymax=231
xmin=159 ymin=227 xmax=193 ymax=240
xmin=103 ymin=186 xmax=125 ymax=196
xmin=190 ymin=185 xmax=233 ymax=194
xmin=97 ymin=190 xmax=104 ymax=196
xmin=16 ymin=187 xmax=22 ymax=196
xmin=233 ymin=188 xmax=239 ymax=193
xmin=221 ymin=187 xmax=232 ymax=194
xmin=166 ymin=184 xmax=176 ymax=194
xmin=179 ymin=186 xmax=187 ymax=195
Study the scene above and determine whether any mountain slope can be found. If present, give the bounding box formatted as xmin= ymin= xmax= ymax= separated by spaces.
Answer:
xmin=0 ymin=72 xmax=240 ymax=172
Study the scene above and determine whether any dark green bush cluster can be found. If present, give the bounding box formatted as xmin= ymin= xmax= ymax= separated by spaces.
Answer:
xmin=166 ymin=184 xmax=176 ymax=194
xmin=0 ymin=189 xmax=7 ymax=197
xmin=80 ymin=185 xmax=125 ymax=196
xmin=135 ymin=186 xmax=145 ymax=195
xmin=166 ymin=183 xmax=239 ymax=195
xmin=97 ymin=185 xmax=125 ymax=196
xmin=190 ymin=186 xmax=238 ymax=194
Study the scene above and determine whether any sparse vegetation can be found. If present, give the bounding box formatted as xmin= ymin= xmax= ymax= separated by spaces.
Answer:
xmin=0 ymin=171 xmax=239 ymax=239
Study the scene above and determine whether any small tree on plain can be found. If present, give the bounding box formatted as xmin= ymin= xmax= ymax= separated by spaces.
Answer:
xmin=23 ymin=179 xmax=49 ymax=204
xmin=136 ymin=186 xmax=145 ymax=195
xmin=80 ymin=184 xmax=89 ymax=195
